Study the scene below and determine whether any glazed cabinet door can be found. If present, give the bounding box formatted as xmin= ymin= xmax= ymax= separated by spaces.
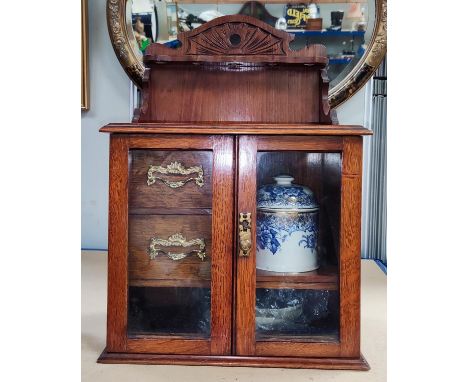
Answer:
xmin=106 ymin=134 xmax=234 ymax=355
xmin=235 ymin=135 xmax=362 ymax=358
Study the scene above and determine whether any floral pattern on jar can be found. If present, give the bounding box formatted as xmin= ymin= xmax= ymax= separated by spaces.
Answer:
xmin=256 ymin=175 xmax=320 ymax=273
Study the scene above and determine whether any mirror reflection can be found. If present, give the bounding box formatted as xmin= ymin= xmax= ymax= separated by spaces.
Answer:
xmin=129 ymin=0 xmax=375 ymax=85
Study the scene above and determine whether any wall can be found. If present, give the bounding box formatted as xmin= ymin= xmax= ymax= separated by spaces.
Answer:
xmin=337 ymin=86 xmax=367 ymax=125
xmin=81 ymin=0 xmax=130 ymax=249
xmin=80 ymin=0 xmax=369 ymax=250
xmin=361 ymin=59 xmax=386 ymax=263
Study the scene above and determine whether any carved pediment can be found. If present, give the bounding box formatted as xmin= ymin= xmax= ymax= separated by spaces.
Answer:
xmin=185 ymin=21 xmax=287 ymax=56
xmin=145 ymin=15 xmax=327 ymax=64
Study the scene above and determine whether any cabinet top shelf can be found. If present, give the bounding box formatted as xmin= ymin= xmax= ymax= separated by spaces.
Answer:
xmin=101 ymin=123 xmax=372 ymax=136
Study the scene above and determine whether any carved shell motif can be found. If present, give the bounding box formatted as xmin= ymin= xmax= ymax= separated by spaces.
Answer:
xmin=186 ymin=22 xmax=286 ymax=56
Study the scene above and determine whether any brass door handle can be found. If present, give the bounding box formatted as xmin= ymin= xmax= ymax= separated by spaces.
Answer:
xmin=148 ymin=233 xmax=207 ymax=261
xmin=147 ymin=161 xmax=204 ymax=189
xmin=238 ymin=212 xmax=252 ymax=257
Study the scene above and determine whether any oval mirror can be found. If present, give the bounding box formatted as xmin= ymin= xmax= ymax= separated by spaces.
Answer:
xmin=107 ymin=0 xmax=386 ymax=107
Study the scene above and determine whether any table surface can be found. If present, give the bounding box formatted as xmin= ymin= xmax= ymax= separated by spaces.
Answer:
xmin=82 ymin=251 xmax=387 ymax=382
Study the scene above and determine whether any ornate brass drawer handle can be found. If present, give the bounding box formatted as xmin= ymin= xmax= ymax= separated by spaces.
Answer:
xmin=148 ymin=233 xmax=207 ymax=261
xmin=147 ymin=161 xmax=204 ymax=188
xmin=238 ymin=212 xmax=252 ymax=257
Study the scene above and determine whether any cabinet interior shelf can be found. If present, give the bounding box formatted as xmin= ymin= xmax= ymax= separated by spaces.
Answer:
xmin=129 ymin=332 xmax=209 ymax=340
xmin=130 ymin=278 xmax=211 ymax=288
xmin=256 ymin=265 xmax=338 ymax=290
xmin=256 ymin=332 xmax=339 ymax=343
xmin=129 ymin=208 xmax=212 ymax=215
xmin=129 ymin=265 xmax=338 ymax=290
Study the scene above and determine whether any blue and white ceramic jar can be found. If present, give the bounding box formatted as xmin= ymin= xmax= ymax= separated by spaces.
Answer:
xmin=256 ymin=175 xmax=319 ymax=273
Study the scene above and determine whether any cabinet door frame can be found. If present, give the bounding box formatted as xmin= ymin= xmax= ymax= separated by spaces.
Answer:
xmin=106 ymin=134 xmax=234 ymax=355
xmin=235 ymin=135 xmax=362 ymax=358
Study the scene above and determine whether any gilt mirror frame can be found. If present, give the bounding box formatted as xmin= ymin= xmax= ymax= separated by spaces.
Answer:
xmin=107 ymin=0 xmax=386 ymax=108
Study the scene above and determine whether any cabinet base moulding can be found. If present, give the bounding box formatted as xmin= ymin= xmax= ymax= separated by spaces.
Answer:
xmin=97 ymin=350 xmax=370 ymax=370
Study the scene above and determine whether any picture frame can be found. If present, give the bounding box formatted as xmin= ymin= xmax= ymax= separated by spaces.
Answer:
xmin=82 ymin=0 xmax=89 ymax=111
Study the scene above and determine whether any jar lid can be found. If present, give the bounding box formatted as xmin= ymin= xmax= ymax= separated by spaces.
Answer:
xmin=257 ymin=175 xmax=319 ymax=211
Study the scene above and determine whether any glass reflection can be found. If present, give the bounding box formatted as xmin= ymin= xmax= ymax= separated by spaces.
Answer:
xmin=128 ymin=0 xmax=375 ymax=82
xmin=256 ymin=289 xmax=339 ymax=339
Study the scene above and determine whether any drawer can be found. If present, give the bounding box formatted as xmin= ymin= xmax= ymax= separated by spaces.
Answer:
xmin=129 ymin=150 xmax=213 ymax=210
xmin=128 ymin=214 xmax=212 ymax=287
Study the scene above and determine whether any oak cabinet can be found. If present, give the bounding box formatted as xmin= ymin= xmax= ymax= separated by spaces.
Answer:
xmin=99 ymin=15 xmax=371 ymax=370
xmin=98 ymin=131 xmax=370 ymax=369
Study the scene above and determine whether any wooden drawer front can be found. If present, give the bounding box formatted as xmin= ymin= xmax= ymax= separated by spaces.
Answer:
xmin=129 ymin=214 xmax=212 ymax=286
xmin=129 ymin=150 xmax=213 ymax=210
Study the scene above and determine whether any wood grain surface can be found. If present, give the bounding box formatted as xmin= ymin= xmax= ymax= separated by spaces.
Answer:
xmin=256 ymin=135 xmax=342 ymax=151
xmin=209 ymin=135 xmax=235 ymax=355
xmin=101 ymin=123 xmax=372 ymax=136
xmin=255 ymin=341 xmax=340 ymax=357
xmin=144 ymin=65 xmax=320 ymax=123
xmin=128 ymin=214 xmax=212 ymax=283
xmin=126 ymin=338 xmax=211 ymax=355
xmin=98 ymin=350 xmax=370 ymax=370
xmin=235 ymin=136 xmax=257 ymax=355
xmin=106 ymin=135 xmax=129 ymax=352
xmin=339 ymin=137 xmax=363 ymax=357
xmin=129 ymin=150 xmax=213 ymax=209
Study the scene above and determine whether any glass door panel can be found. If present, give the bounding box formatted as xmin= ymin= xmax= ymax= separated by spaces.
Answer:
xmin=106 ymin=135 xmax=233 ymax=355
xmin=254 ymin=150 xmax=342 ymax=343
xmin=128 ymin=149 xmax=213 ymax=338
xmin=235 ymin=135 xmax=363 ymax=358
